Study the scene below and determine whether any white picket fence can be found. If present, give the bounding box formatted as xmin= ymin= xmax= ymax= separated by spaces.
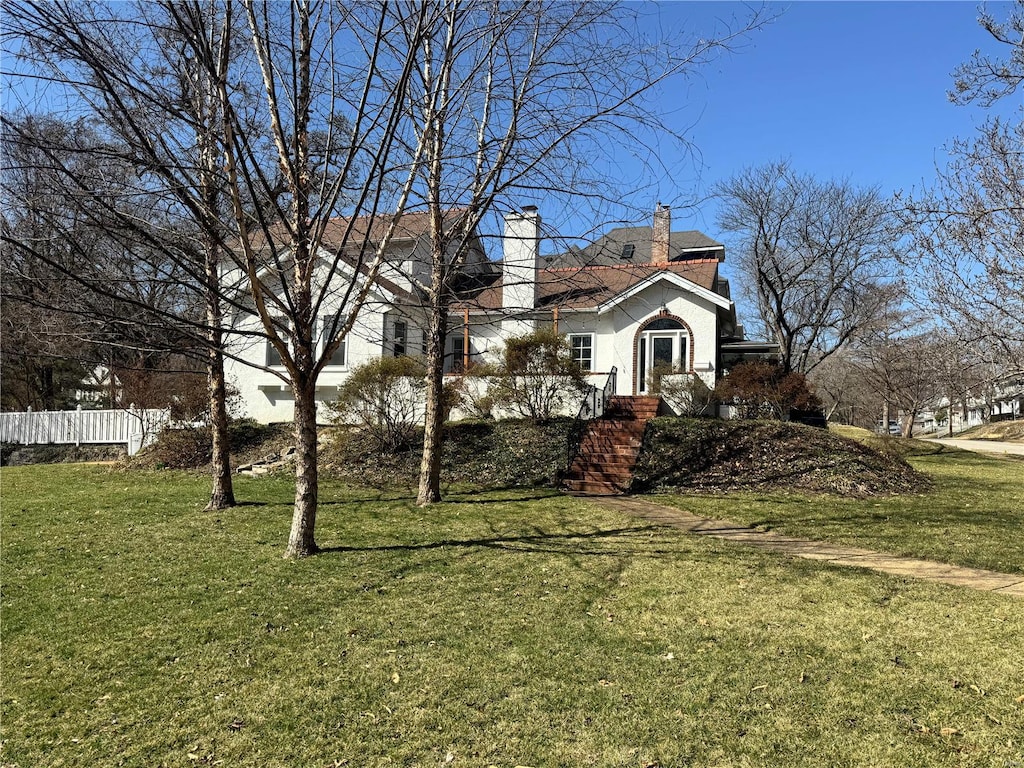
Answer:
xmin=0 ymin=406 xmax=170 ymax=455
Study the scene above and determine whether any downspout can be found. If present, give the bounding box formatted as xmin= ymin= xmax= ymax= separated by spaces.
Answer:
xmin=463 ymin=308 xmax=470 ymax=372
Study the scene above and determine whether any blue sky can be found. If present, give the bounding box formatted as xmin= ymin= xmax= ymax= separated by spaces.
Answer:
xmin=3 ymin=1 xmax=1012 ymax=250
xmin=641 ymin=0 xmax=1016 ymax=233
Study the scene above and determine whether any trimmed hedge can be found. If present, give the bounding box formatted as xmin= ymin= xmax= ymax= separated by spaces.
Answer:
xmin=632 ymin=417 xmax=930 ymax=496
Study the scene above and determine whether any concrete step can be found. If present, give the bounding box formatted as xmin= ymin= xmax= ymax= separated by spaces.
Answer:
xmin=563 ymin=478 xmax=627 ymax=496
xmin=578 ymin=439 xmax=642 ymax=453
xmin=585 ymin=428 xmax=646 ymax=441
xmin=566 ymin=466 xmax=634 ymax=483
xmin=605 ymin=396 xmax=661 ymax=420
xmin=573 ymin=450 xmax=634 ymax=462
xmin=582 ymin=427 xmax=644 ymax=441
xmin=571 ymin=453 xmax=638 ymax=467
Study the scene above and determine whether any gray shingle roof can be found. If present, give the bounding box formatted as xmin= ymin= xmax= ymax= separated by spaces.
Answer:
xmin=545 ymin=226 xmax=723 ymax=268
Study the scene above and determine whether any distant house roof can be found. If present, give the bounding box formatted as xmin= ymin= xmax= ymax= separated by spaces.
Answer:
xmin=545 ymin=226 xmax=724 ymax=269
xmin=241 ymin=208 xmax=473 ymax=253
xmin=236 ymin=208 xmax=486 ymax=306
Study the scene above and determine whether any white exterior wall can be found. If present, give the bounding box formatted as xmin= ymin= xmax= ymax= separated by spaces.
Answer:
xmin=558 ymin=285 xmax=720 ymax=396
xmin=225 ymin=296 xmax=388 ymax=424
xmin=501 ymin=209 xmax=540 ymax=337
xmin=467 ymin=320 xmax=506 ymax=367
xmin=226 ymin=244 xmax=727 ymax=423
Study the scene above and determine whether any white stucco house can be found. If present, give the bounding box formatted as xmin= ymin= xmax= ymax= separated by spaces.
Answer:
xmin=225 ymin=205 xmax=763 ymax=423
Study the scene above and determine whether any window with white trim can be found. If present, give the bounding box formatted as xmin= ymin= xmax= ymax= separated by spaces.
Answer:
xmin=449 ymin=334 xmax=466 ymax=373
xmin=266 ymin=339 xmax=284 ymax=367
xmin=325 ymin=338 xmax=347 ymax=367
xmin=321 ymin=316 xmax=347 ymax=367
xmin=266 ymin=318 xmax=287 ymax=367
xmin=569 ymin=333 xmax=594 ymax=372
xmin=393 ymin=320 xmax=407 ymax=357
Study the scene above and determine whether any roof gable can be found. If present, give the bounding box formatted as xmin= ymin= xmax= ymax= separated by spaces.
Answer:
xmin=592 ymin=269 xmax=732 ymax=313
xmin=453 ymin=260 xmax=726 ymax=313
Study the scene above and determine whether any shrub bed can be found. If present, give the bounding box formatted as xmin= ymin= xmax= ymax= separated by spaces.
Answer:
xmin=133 ymin=420 xmax=290 ymax=470
xmin=632 ymin=417 xmax=930 ymax=496
xmin=321 ymin=417 xmax=578 ymax=489
xmin=1 ymin=443 xmax=127 ymax=466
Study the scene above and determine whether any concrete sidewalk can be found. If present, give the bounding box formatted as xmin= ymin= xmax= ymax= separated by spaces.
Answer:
xmin=588 ymin=495 xmax=1024 ymax=598
xmin=921 ymin=437 xmax=1024 ymax=456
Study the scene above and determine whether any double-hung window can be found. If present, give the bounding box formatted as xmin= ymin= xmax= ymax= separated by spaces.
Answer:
xmin=265 ymin=317 xmax=347 ymax=367
xmin=449 ymin=335 xmax=466 ymax=373
xmin=569 ymin=334 xmax=594 ymax=372
xmin=266 ymin=317 xmax=287 ymax=367
xmin=326 ymin=337 xmax=347 ymax=367
xmin=393 ymin=320 xmax=407 ymax=357
xmin=321 ymin=316 xmax=347 ymax=367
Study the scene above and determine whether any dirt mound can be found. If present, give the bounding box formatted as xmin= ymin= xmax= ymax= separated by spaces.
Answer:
xmin=632 ymin=418 xmax=930 ymax=497
xmin=320 ymin=418 xmax=577 ymax=489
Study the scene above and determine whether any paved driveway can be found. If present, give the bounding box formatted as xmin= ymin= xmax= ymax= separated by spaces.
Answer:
xmin=922 ymin=437 xmax=1024 ymax=456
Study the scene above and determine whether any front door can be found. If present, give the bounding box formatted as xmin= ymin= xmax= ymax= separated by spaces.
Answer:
xmin=637 ymin=326 xmax=687 ymax=393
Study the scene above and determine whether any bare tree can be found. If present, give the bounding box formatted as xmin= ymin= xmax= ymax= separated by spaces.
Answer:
xmin=858 ymin=332 xmax=947 ymax=439
xmin=715 ymin=161 xmax=903 ymax=375
xmin=5 ymin=1 xmax=426 ymax=554
xmin=3 ymin=1 xmax=244 ymax=508
xmin=949 ymin=0 xmax=1023 ymax=108
xmin=206 ymin=1 xmax=426 ymax=556
xmin=375 ymin=1 xmax=769 ymax=504
xmin=903 ymin=2 xmax=1024 ymax=368
xmin=807 ymin=350 xmax=878 ymax=427
xmin=1 ymin=113 xmax=208 ymax=410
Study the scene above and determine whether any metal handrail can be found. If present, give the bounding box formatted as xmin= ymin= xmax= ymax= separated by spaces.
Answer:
xmin=575 ymin=366 xmax=618 ymax=421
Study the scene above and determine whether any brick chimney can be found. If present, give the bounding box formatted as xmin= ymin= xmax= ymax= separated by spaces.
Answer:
xmin=652 ymin=203 xmax=670 ymax=265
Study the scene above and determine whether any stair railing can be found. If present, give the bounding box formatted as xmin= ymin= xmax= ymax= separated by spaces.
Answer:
xmin=566 ymin=367 xmax=618 ymax=478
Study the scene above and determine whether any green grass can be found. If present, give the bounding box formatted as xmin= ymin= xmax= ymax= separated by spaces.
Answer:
xmin=648 ymin=430 xmax=1024 ymax=574
xmin=2 ymin=464 xmax=1023 ymax=767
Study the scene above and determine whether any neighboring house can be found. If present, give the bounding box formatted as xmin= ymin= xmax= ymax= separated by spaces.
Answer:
xmin=950 ymin=371 xmax=1024 ymax=428
xmin=915 ymin=371 xmax=1023 ymax=435
xmin=225 ymin=204 xmax=769 ymax=423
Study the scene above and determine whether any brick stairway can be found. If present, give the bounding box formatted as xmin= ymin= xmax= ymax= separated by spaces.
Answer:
xmin=563 ymin=396 xmax=661 ymax=495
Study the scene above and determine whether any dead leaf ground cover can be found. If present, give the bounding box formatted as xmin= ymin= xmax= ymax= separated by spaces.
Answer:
xmin=632 ymin=419 xmax=929 ymax=497
xmin=2 ymin=464 xmax=1022 ymax=767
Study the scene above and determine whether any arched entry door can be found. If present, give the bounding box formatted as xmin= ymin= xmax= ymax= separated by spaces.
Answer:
xmin=636 ymin=317 xmax=688 ymax=394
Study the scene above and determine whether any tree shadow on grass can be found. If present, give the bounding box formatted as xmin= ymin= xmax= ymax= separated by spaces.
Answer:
xmin=315 ymin=486 xmax=565 ymax=507
xmin=318 ymin=523 xmax=676 ymax=558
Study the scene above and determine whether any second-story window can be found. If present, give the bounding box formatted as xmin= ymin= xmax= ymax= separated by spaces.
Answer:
xmin=266 ymin=318 xmax=287 ymax=367
xmin=326 ymin=338 xmax=347 ymax=367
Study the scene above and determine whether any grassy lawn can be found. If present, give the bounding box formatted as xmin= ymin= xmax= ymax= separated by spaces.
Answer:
xmin=649 ymin=438 xmax=1024 ymax=575
xmin=2 ymin=464 xmax=1023 ymax=767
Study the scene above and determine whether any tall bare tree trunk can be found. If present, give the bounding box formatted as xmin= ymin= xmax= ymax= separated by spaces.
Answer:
xmin=287 ymin=378 xmax=319 ymax=557
xmin=205 ymin=327 xmax=235 ymax=510
xmin=417 ymin=298 xmax=447 ymax=505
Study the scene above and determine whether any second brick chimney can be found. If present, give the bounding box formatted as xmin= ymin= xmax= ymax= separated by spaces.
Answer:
xmin=652 ymin=203 xmax=670 ymax=265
